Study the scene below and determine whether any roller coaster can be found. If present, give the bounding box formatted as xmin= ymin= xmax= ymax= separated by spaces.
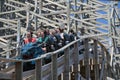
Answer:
xmin=0 ymin=0 xmax=120 ymax=80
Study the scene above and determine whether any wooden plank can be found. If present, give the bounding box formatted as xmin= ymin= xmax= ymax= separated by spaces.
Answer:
xmin=30 ymin=11 xmax=62 ymax=26
xmin=8 ymin=0 xmax=26 ymax=6
xmin=91 ymin=0 xmax=107 ymax=6
xmin=51 ymin=53 xmax=58 ymax=80
xmin=0 ymin=72 xmax=12 ymax=79
xmin=5 ymin=2 xmax=23 ymax=9
xmin=0 ymin=26 xmax=17 ymax=30
xmin=0 ymin=65 xmax=15 ymax=73
xmin=77 ymin=1 xmax=105 ymax=9
xmin=15 ymin=61 xmax=23 ymax=80
xmin=100 ymin=47 xmax=105 ymax=80
xmin=0 ymin=34 xmax=17 ymax=38
xmin=37 ymin=18 xmax=59 ymax=28
xmin=41 ymin=10 xmax=67 ymax=16
xmin=84 ymin=38 xmax=91 ymax=80
xmin=0 ymin=8 xmax=25 ymax=15
xmin=71 ymin=17 xmax=108 ymax=31
xmin=23 ymin=70 xmax=35 ymax=80
xmin=0 ymin=19 xmax=17 ymax=26
xmin=35 ymin=59 xmax=42 ymax=80
xmin=73 ymin=42 xmax=79 ymax=80
xmin=66 ymin=0 xmax=70 ymax=33
xmin=93 ymin=39 xmax=99 ymax=80
xmin=71 ymin=7 xmax=107 ymax=14
xmin=45 ymin=0 xmax=66 ymax=9
xmin=39 ymin=0 xmax=43 ymax=14
xmin=63 ymin=47 xmax=70 ymax=80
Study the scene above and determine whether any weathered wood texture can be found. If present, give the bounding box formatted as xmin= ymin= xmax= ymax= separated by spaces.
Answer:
xmin=0 ymin=38 xmax=110 ymax=80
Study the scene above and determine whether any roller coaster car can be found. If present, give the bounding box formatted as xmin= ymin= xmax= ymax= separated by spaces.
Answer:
xmin=20 ymin=42 xmax=45 ymax=60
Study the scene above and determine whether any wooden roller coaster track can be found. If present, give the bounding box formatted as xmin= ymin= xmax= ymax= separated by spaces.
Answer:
xmin=0 ymin=0 xmax=120 ymax=80
xmin=0 ymin=37 xmax=111 ymax=80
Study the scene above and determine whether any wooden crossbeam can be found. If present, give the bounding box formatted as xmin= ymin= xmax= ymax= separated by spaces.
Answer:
xmin=91 ymin=0 xmax=107 ymax=6
xmin=0 ymin=34 xmax=17 ymax=38
xmin=30 ymin=11 xmax=61 ymax=26
xmin=0 ymin=26 xmax=17 ymax=30
xmin=0 ymin=9 xmax=25 ymax=15
xmin=5 ymin=3 xmax=22 ymax=9
xmin=8 ymin=0 xmax=26 ymax=6
xmin=71 ymin=7 xmax=108 ymax=14
xmin=71 ymin=17 xmax=108 ymax=31
xmin=45 ymin=0 xmax=66 ymax=9
xmin=0 ymin=18 xmax=17 ymax=24
xmin=0 ymin=20 xmax=17 ymax=27
xmin=41 ymin=10 xmax=67 ymax=16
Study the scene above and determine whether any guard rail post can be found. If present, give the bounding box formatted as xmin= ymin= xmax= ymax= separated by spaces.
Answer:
xmin=15 ymin=61 xmax=23 ymax=80
xmin=73 ymin=41 xmax=79 ymax=80
xmin=63 ymin=47 xmax=70 ymax=80
xmin=35 ymin=59 xmax=42 ymax=80
xmin=51 ymin=53 xmax=58 ymax=80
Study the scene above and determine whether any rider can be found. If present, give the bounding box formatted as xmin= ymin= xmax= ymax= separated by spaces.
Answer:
xmin=24 ymin=31 xmax=36 ymax=44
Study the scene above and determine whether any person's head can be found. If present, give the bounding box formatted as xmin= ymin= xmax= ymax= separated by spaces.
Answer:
xmin=55 ymin=28 xmax=60 ymax=34
xmin=41 ymin=30 xmax=45 ymax=37
xmin=59 ymin=27 xmax=64 ymax=33
xmin=37 ymin=29 xmax=42 ymax=38
xmin=26 ymin=31 xmax=32 ymax=39
xmin=69 ymin=29 xmax=74 ymax=34
xmin=37 ymin=29 xmax=44 ymax=38
xmin=44 ymin=28 xmax=49 ymax=36
xmin=50 ymin=29 xmax=55 ymax=36
xmin=80 ymin=27 xmax=85 ymax=35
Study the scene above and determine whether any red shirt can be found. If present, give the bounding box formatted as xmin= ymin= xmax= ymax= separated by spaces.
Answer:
xmin=24 ymin=38 xmax=36 ymax=44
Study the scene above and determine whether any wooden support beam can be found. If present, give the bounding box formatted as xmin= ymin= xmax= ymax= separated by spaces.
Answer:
xmin=71 ymin=7 xmax=107 ymax=14
xmin=71 ymin=17 xmax=108 ymax=31
xmin=35 ymin=59 xmax=42 ymax=80
xmin=84 ymin=38 xmax=91 ymax=80
xmin=51 ymin=53 xmax=58 ymax=80
xmin=0 ymin=34 xmax=17 ymax=38
xmin=30 ymin=11 xmax=61 ymax=26
xmin=91 ymin=0 xmax=107 ymax=6
xmin=83 ymin=16 xmax=107 ymax=21
xmin=93 ymin=39 xmax=99 ymax=80
xmin=39 ymin=0 xmax=43 ymax=14
xmin=0 ymin=8 xmax=25 ymax=15
xmin=41 ymin=10 xmax=67 ymax=16
xmin=77 ymin=1 xmax=105 ymax=9
xmin=45 ymin=0 xmax=66 ymax=9
xmin=100 ymin=47 xmax=106 ymax=80
xmin=0 ymin=26 xmax=17 ymax=30
xmin=15 ymin=61 xmax=23 ymax=80
xmin=26 ymin=3 xmax=30 ymax=30
xmin=63 ymin=47 xmax=70 ymax=80
xmin=66 ymin=0 xmax=70 ymax=33
xmin=7 ymin=0 xmax=26 ymax=6
xmin=73 ymin=42 xmax=79 ymax=80
xmin=5 ymin=2 xmax=23 ymax=9
xmin=0 ymin=18 xmax=17 ymax=25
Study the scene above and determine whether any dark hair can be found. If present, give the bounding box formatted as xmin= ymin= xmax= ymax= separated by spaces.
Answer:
xmin=59 ymin=28 xmax=64 ymax=33
xmin=27 ymin=30 xmax=33 ymax=37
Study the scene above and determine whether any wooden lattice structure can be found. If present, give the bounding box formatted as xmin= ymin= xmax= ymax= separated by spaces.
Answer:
xmin=0 ymin=0 xmax=120 ymax=80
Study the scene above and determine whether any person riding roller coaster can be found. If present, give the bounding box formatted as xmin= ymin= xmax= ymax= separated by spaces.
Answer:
xmin=21 ymin=31 xmax=45 ymax=71
xmin=24 ymin=31 xmax=36 ymax=44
